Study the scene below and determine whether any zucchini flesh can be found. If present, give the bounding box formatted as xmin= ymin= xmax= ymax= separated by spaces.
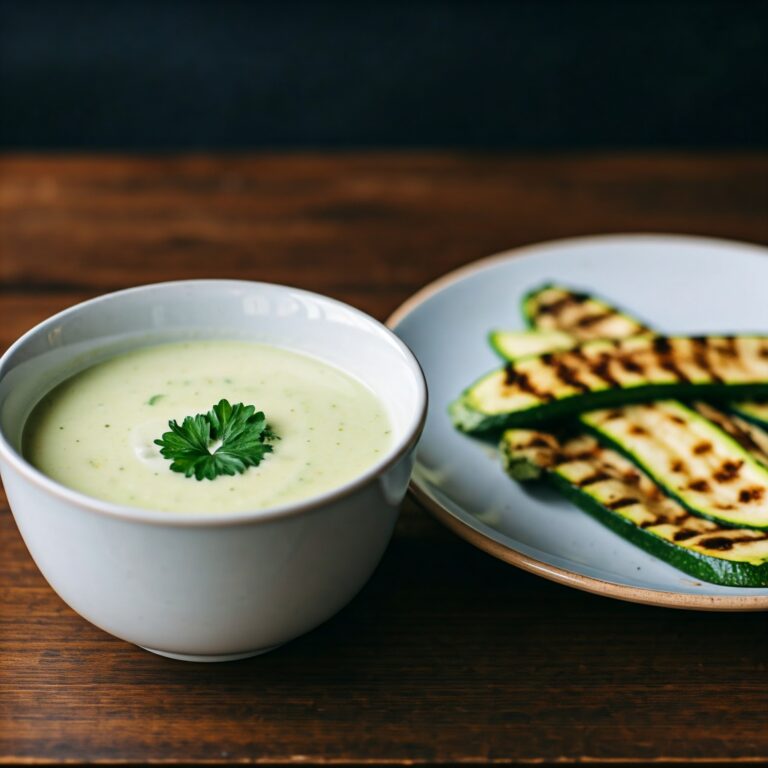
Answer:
xmin=452 ymin=335 xmax=768 ymax=433
xmin=692 ymin=402 xmax=768 ymax=469
xmin=488 ymin=329 xmax=576 ymax=361
xmin=581 ymin=401 xmax=768 ymax=530
xmin=501 ymin=429 xmax=768 ymax=587
xmin=522 ymin=284 xmax=650 ymax=340
xmin=731 ymin=400 xmax=768 ymax=430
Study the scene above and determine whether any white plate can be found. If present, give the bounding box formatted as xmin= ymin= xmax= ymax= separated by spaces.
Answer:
xmin=389 ymin=234 xmax=768 ymax=610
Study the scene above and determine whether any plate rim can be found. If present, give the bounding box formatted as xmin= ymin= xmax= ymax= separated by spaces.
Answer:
xmin=388 ymin=233 xmax=768 ymax=611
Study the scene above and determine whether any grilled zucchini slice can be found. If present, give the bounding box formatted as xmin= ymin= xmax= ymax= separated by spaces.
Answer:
xmin=486 ymin=332 xmax=768 ymax=469
xmin=522 ymin=284 xmax=650 ymax=340
xmin=451 ymin=335 xmax=768 ymax=433
xmin=581 ymin=401 xmax=768 ymax=530
xmin=523 ymin=283 xmax=768 ymax=437
xmin=501 ymin=429 xmax=768 ymax=587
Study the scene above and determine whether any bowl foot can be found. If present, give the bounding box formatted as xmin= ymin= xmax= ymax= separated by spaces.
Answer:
xmin=140 ymin=644 xmax=282 ymax=662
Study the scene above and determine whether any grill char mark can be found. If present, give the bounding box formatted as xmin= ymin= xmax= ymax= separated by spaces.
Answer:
xmin=715 ymin=420 xmax=766 ymax=457
xmin=697 ymin=534 xmax=766 ymax=551
xmin=504 ymin=363 xmax=555 ymax=402
xmin=607 ymin=497 xmax=638 ymax=510
xmin=536 ymin=293 xmax=589 ymax=317
xmin=691 ymin=336 xmax=725 ymax=384
xmin=504 ymin=365 xmax=533 ymax=394
xmin=577 ymin=472 xmax=612 ymax=488
xmin=692 ymin=404 xmax=763 ymax=455
xmin=739 ymin=487 xmax=765 ymax=503
xmin=650 ymin=336 xmax=692 ymax=384
xmin=713 ymin=460 xmax=744 ymax=483
xmin=575 ymin=311 xmax=614 ymax=329
xmin=554 ymin=361 xmax=590 ymax=393
xmin=569 ymin=450 xmax=602 ymax=461
xmin=623 ymin=471 xmax=641 ymax=485
xmin=592 ymin=358 xmax=621 ymax=387
xmin=539 ymin=351 xmax=593 ymax=394
xmin=698 ymin=536 xmax=734 ymax=551
xmin=617 ymin=355 xmax=644 ymax=375
xmin=526 ymin=436 xmax=554 ymax=449
xmin=567 ymin=347 xmax=623 ymax=389
xmin=716 ymin=335 xmax=740 ymax=358
xmin=658 ymin=357 xmax=691 ymax=384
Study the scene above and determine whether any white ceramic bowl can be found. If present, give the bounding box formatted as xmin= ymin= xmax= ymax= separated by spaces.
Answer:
xmin=0 ymin=281 xmax=427 ymax=661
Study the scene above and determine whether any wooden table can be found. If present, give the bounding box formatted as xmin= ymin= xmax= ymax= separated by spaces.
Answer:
xmin=2 ymin=153 xmax=767 ymax=766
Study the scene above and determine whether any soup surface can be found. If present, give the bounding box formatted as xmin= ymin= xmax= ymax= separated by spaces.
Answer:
xmin=24 ymin=341 xmax=392 ymax=512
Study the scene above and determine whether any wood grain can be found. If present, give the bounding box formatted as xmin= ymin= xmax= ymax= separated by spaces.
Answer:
xmin=2 ymin=153 xmax=767 ymax=301
xmin=1 ymin=153 xmax=767 ymax=766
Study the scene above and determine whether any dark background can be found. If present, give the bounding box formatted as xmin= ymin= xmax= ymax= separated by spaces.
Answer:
xmin=0 ymin=0 xmax=766 ymax=150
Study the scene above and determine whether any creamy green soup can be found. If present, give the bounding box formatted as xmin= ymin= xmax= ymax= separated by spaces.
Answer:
xmin=24 ymin=341 xmax=392 ymax=513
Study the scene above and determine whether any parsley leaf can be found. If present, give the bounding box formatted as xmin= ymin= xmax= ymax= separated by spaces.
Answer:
xmin=154 ymin=399 xmax=278 ymax=481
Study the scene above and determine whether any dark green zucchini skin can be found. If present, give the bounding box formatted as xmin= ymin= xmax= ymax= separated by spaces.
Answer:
xmin=544 ymin=471 xmax=768 ymax=588
xmin=501 ymin=434 xmax=768 ymax=588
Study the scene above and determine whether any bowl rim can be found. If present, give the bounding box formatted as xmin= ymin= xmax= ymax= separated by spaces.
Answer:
xmin=0 ymin=279 xmax=428 ymax=527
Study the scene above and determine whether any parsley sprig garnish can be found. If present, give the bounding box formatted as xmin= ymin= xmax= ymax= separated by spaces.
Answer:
xmin=154 ymin=399 xmax=278 ymax=481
